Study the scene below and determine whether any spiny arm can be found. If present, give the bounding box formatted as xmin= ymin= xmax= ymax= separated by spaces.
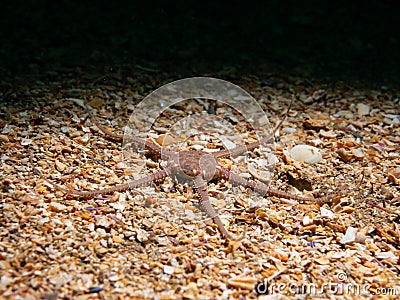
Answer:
xmin=86 ymin=105 xmax=173 ymax=158
xmin=194 ymin=175 xmax=246 ymax=241
xmin=34 ymin=167 xmax=170 ymax=197
xmin=219 ymin=167 xmax=337 ymax=204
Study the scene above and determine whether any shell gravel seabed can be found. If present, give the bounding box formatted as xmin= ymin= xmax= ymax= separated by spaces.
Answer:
xmin=0 ymin=75 xmax=399 ymax=299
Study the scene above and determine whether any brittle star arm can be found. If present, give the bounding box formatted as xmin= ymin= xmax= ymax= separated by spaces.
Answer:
xmin=194 ymin=175 xmax=246 ymax=241
xmin=218 ymin=167 xmax=336 ymax=204
xmin=86 ymin=105 xmax=173 ymax=159
xmin=35 ymin=167 xmax=171 ymax=197
xmin=214 ymin=98 xmax=293 ymax=159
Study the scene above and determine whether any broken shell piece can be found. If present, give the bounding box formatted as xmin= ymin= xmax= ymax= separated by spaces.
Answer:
xmin=60 ymin=126 xmax=69 ymax=133
xmin=55 ymin=160 xmax=67 ymax=172
xmin=220 ymin=136 xmax=237 ymax=150
xmin=191 ymin=144 xmax=204 ymax=151
xmin=248 ymin=163 xmax=272 ymax=183
xmin=80 ymin=133 xmax=90 ymax=143
xmin=282 ymin=127 xmax=296 ymax=133
xmin=383 ymin=115 xmax=400 ymax=125
xmin=337 ymin=148 xmax=353 ymax=162
xmin=49 ymin=202 xmax=68 ymax=212
xmin=136 ymin=229 xmax=149 ymax=242
xmin=288 ymin=145 xmax=322 ymax=164
xmin=310 ymin=138 xmax=323 ymax=146
xmin=302 ymin=117 xmax=329 ymax=130
xmin=320 ymin=130 xmax=337 ymax=139
xmin=302 ymin=215 xmax=313 ymax=226
xmin=351 ymin=148 xmax=365 ymax=160
xmin=21 ymin=138 xmax=32 ymax=146
xmin=156 ymin=134 xmax=176 ymax=146
xmin=163 ymin=265 xmax=175 ymax=275
xmin=356 ymin=103 xmax=370 ymax=116
xmin=387 ymin=172 xmax=399 ymax=185
xmin=376 ymin=251 xmax=398 ymax=261
xmin=320 ymin=207 xmax=334 ymax=218
xmin=336 ymin=110 xmax=354 ymax=118
xmin=315 ymin=257 xmax=330 ymax=265
xmin=355 ymin=231 xmax=367 ymax=244
xmin=227 ymin=276 xmax=257 ymax=290
xmin=339 ymin=206 xmax=355 ymax=213
xmin=340 ymin=226 xmax=358 ymax=244
xmin=0 ymin=135 xmax=9 ymax=142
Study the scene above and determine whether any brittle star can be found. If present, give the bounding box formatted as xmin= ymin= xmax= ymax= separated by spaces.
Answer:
xmin=35 ymin=100 xmax=339 ymax=241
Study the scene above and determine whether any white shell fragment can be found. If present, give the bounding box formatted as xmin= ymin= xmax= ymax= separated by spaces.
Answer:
xmin=219 ymin=136 xmax=237 ymax=150
xmin=288 ymin=145 xmax=322 ymax=164
xmin=55 ymin=160 xmax=67 ymax=172
xmin=356 ymin=103 xmax=370 ymax=116
xmin=282 ymin=127 xmax=296 ymax=133
xmin=60 ymin=126 xmax=69 ymax=133
xmin=351 ymin=148 xmax=365 ymax=159
xmin=21 ymin=138 xmax=32 ymax=146
xmin=320 ymin=207 xmax=334 ymax=218
xmin=49 ymin=202 xmax=68 ymax=212
xmin=163 ymin=265 xmax=175 ymax=275
xmin=80 ymin=133 xmax=90 ymax=143
xmin=341 ymin=226 xmax=358 ymax=244
xmin=302 ymin=215 xmax=313 ymax=226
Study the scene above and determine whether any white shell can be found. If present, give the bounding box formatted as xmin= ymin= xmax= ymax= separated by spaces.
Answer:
xmin=288 ymin=145 xmax=322 ymax=164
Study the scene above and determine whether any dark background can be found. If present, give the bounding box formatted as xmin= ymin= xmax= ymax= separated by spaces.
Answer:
xmin=1 ymin=0 xmax=399 ymax=84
